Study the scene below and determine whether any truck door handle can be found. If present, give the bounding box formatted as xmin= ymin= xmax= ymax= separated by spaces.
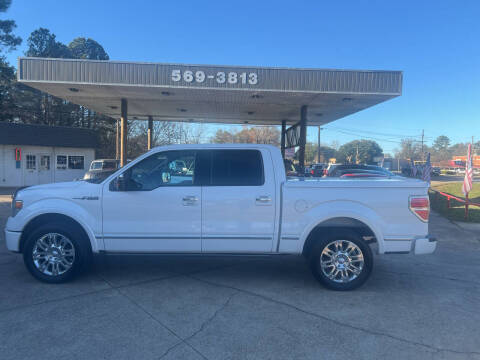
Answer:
xmin=256 ymin=196 xmax=271 ymax=204
xmin=182 ymin=195 xmax=198 ymax=205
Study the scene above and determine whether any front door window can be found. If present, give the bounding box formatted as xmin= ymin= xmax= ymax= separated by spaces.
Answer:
xmin=113 ymin=150 xmax=196 ymax=191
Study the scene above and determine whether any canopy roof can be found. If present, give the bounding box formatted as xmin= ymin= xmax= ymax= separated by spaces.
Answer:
xmin=18 ymin=57 xmax=402 ymax=126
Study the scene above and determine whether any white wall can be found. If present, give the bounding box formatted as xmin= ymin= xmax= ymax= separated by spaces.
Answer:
xmin=0 ymin=145 xmax=95 ymax=187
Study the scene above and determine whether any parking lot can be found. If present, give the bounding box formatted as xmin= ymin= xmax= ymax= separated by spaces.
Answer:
xmin=0 ymin=195 xmax=479 ymax=360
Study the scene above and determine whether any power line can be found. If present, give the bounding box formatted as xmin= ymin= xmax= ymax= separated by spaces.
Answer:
xmin=327 ymin=126 xmax=423 ymax=139
xmin=327 ymin=129 xmax=405 ymax=144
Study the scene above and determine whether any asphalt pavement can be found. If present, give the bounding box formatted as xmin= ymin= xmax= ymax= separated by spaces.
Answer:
xmin=0 ymin=196 xmax=479 ymax=360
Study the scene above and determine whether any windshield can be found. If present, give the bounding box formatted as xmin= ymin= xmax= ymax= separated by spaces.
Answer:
xmin=90 ymin=161 xmax=103 ymax=170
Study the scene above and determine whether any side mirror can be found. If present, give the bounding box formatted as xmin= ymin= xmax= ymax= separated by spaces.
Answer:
xmin=162 ymin=172 xmax=171 ymax=184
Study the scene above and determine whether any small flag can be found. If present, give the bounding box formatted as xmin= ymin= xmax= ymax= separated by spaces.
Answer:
xmin=462 ymin=144 xmax=473 ymax=196
xmin=422 ymin=153 xmax=432 ymax=184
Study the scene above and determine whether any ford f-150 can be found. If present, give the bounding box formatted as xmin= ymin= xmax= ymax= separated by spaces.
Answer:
xmin=5 ymin=144 xmax=436 ymax=290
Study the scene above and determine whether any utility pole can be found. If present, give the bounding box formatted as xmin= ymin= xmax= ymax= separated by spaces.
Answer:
xmin=421 ymin=129 xmax=424 ymax=161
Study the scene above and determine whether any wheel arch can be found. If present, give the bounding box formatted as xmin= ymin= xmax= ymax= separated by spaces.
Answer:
xmin=19 ymin=213 xmax=95 ymax=254
xmin=301 ymin=216 xmax=382 ymax=257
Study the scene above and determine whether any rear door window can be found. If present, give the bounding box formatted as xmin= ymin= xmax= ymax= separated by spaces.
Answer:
xmin=210 ymin=150 xmax=264 ymax=186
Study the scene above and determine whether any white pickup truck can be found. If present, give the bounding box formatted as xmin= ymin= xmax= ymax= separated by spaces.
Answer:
xmin=5 ymin=144 xmax=436 ymax=290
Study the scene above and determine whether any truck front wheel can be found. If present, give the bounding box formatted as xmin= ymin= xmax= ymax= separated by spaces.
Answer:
xmin=309 ymin=229 xmax=373 ymax=291
xmin=23 ymin=223 xmax=91 ymax=283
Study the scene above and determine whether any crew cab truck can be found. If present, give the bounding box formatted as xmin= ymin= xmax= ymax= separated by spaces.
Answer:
xmin=5 ymin=144 xmax=436 ymax=290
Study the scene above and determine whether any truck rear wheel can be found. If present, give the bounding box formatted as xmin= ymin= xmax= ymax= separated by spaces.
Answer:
xmin=23 ymin=223 xmax=91 ymax=283
xmin=309 ymin=229 xmax=373 ymax=291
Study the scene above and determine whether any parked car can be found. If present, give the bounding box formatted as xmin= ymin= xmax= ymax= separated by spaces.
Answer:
xmin=310 ymin=163 xmax=326 ymax=177
xmin=83 ymin=159 xmax=120 ymax=183
xmin=432 ymin=167 xmax=441 ymax=176
xmin=324 ymin=164 xmax=393 ymax=177
xmin=5 ymin=144 xmax=435 ymax=291
xmin=339 ymin=169 xmax=389 ymax=178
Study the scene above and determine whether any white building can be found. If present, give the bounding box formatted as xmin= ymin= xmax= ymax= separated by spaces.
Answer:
xmin=0 ymin=123 xmax=96 ymax=187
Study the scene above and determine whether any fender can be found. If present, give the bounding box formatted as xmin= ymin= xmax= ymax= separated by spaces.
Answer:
xmin=297 ymin=200 xmax=386 ymax=254
xmin=9 ymin=198 xmax=102 ymax=253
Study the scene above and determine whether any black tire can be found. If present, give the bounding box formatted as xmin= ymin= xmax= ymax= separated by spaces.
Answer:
xmin=308 ymin=229 xmax=373 ymax=291
xmin=23 ymin=222 xmax=92 ymax=283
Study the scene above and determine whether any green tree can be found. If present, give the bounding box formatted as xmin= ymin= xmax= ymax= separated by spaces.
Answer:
xmin=68 ymin=37 xmax=109 ymax=60
xmin=296 ymin=143 xmax=337 ymax=164
xmin=25 ymin=28 xmax=72 ymax=58
xmin=0 ymin=0 xmax=21 ymax=122
xmin=319 ymin=145 xmax=337 ymax=162
xmin=431 ymin=135 xmax=452 ymax=161
xmin=433 ymin=135 xmax=450 ymax=151
xmin=0 ymin=0 xmax=21 ymax=53
xmin=337 ymin=140 xmax=383 ymax=164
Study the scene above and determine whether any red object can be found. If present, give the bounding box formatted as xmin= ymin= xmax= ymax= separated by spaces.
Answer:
xmin=409 ymin=196 xmax=430 ymax=222
xmin=340 ymin=173 xmax=387 ymax=178
xmin=15 ymin=148 xmax=21 ymax=161
xmin=430 ymin=189 xmax=480 ymax=220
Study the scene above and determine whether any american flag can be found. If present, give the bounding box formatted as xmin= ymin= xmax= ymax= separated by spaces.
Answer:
xmin=422 ymin=153 xmax=432 ymax=184
xmin=462 ymin=143 xmax=473 ymax=196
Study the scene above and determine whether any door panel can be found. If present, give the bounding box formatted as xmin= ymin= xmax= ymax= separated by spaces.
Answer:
xmin=38 ymin=154 xmax=53 ymax=184
xmin=24 ymin=154 xmax=37 ymax=186
xmin=102 ymin=186 xmax=201 ymax=251
xmin=202 ymin=149 xmax=276 ymax=252
xmin=102 ymin=150 xmax=201 ymax=252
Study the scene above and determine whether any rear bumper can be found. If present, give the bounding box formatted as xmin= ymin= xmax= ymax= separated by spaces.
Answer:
xmin=413 ymin=235 xmax=437 ymax=255
xmin=5 ymin=229 xmax=21 ymax=252
xmin=383 ymin=235 xmax=437 ymax=255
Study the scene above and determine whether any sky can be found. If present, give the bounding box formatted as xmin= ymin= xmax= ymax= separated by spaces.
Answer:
xmin=4 ymin=0 xmax=480 ymax=155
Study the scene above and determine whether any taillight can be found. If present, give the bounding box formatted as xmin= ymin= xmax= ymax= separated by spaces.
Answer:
xmin=409 ymin=196 xmax=430 ymax=222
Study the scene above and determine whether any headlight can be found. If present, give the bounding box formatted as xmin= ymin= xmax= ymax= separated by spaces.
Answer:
xmin=12 ymin=200 xmax=23 ymax=217
xmin=11 ymin=187 xmax=26 ymax=217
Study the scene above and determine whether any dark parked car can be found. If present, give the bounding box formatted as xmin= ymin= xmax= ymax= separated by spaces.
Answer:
xmin=310 ymin=163 xmax=326 ymax=177
xmin=324 ymin=164 xmax=393 ymax=177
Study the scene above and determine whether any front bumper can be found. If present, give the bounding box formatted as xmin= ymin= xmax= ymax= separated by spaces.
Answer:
xmin=5 ymin=228 xmax=21 ymax=252
xmin=413 ymin=235 xmax=437 ymax=255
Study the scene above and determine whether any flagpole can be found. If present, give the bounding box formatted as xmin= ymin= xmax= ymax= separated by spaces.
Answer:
xmin=465 ymin=193 xmax=469 ymax=219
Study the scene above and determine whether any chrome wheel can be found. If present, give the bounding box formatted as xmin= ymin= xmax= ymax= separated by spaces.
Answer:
xmin=32 ymin=233 xmax=75 ymax=276
xmin=320 ymin=240 xmax=364 ymax=283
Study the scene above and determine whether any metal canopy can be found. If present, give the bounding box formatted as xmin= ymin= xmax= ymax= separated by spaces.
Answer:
xmin=18 ymin=58 xmax=402 ymax=126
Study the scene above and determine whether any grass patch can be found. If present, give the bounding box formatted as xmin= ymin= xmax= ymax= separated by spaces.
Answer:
xmin=430 ymin=181 xmax=480 ymax=203
xmin=429 ymin=189 xmax=480 ymax=223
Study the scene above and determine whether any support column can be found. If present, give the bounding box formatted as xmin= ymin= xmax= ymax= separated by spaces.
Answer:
xmin=298 ymin=105 xmax=307 ymax=174
xmin=115 ymin=119 xmax=120 ymax=160
xmin=120 ymin=98 xmax=128 ymax=167
xmin=281 ymin=120 xmax=286 ymax=159
xmin=147 ymin=116 xmax=153 ymax=150
xmin=317 ymin=126 xmax=321 ymax=163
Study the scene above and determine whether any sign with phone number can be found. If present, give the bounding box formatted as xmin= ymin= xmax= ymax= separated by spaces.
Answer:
xmin=171 ymin=69 xmax=258 ymax=85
